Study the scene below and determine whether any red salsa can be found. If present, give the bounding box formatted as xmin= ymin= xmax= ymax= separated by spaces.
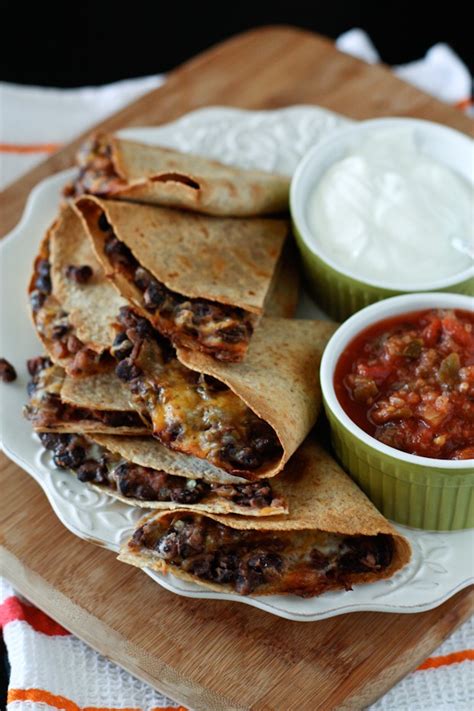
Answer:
xmin=334 ymin=309 xmax=474 ymax=460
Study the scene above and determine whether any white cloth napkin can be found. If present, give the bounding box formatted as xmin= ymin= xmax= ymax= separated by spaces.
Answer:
xmin=1 ymin=578 xmax=473 ymax=710
xmin=1 ymin=31 xmax=473 ymax=711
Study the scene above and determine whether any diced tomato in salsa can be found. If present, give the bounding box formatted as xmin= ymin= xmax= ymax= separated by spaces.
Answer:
xmin=334 ymin=309 xmax=474 ymax=460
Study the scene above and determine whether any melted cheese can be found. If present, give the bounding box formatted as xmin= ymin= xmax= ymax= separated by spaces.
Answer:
xmin=132 ymin=339 xmax=275 ymax=473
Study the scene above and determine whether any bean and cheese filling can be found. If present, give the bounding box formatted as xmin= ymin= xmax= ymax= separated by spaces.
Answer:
xmin=38 ymin=432 xmax=282 ymax=510
xmin=29 ymin=239 xmax=109 ymax=377
xmin=63 ymin=134 xmax=126 ymax=198
xmin=131 ymin=513 xmax=394 ymax=597
xmin=24 ymin=357 xmax=143 ymax=430
xmin=97 ymin=212 xmax=254 ymax=362
xmin=114 ymin=308 xmax=283 ymax=478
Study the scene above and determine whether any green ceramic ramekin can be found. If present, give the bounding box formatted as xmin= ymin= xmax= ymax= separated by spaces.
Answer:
xmin=290 ymin=118 xmax=474 ymax=322
xmin=320 ymin=293 xmax=474 ymax=531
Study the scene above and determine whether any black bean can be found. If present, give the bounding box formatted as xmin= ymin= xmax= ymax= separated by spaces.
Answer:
xmin=98 ymin=212 xmax=111 ymax=231
xmin=35 ymin=273 xmax=52 ymax=293
xmin=247 ymin=552 xmax=282 ymax=574
xmin=185 ymin=554 xmax=215 ymax=579
xmin=165 ymin=422 xmax=183 ymax=442
xmin=115 ymin=358 xmax=141 ymax=382
xmin=104 ymin=236 xmax=136 ymax=269
xmin=133 ymin=267 xmax=153 ymax=291
xmin=310 ymin=550 xmax=328 ymax=570
xmin=191 ymin=302 xmax=211 ymax=321
xmin=65 ymin=265 xmax=93 ymax=284
xmin=76 ymin=459 xmax=108 ymax=484
xmin=170 ymin=480 xmax=210 ymax=504
xmin=212 ymin=552 xmax=238 ymax=583
xmin=0 ymin=358 xmax=17 ymax=382
xmin=39 ymin=432 xmax=70 ymax=451
xmin=155 ymin=532 xmax=179 ymax=560
xmin=217 ymin=325 xmax=247 ymax=344
xmin=27 ymin=356 xmax=52 ymax=376
xmin=143 ymin=281 xmax=166 ymax=311
xmin=53 ymin=445 xmax=85 ymax=469
xmin=37 ymin=259 xmax=50 ymax=277
xmin=111 ymin=332 xmax=133 ymax=361
xmin=220 ymin=443 xmax=261 ymax=470
xmin=51 ymin=322 xmax=70 ymax=340
xmin=30 ymin=289 xmax=46 ymax=311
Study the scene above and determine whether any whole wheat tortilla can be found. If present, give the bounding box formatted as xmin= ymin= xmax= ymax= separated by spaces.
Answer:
xmin=76 ymin=196 xmax=289 ymax=315
xmin=49 ymin=317 xmax=336 ymax=479
xmin=118 ymin=437 xmax=411 ymax=594
xmin=80 ymin=434 xmax=289 ymax=516
xmin=174 ymin=317 xmax=338 ymax=478
xmin=26 ymin=365 xmax=149 ymax=435
xmin=61 ymin=370 xmax=137 ymax=412
xmin=56 ymin=374 xmax=257 ymax=483
xmin=50 ymin=204 xmax=126 ymax=351
xmin=28 ymin=205 xmax=126 ymax=372
xmin=85 ymin=136 xmax=290 ymax=216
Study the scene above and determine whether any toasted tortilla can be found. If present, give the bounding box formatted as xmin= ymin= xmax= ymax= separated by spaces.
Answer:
xmin=61 ymin=370 xmax=136 ymax=411
xmin=263 ymin=238 xmax=300 ymax=318
xmin=50 ymin=204 xmax=126 ymax=350
xmin=27 ymin=224 xmax=70 ymax=368
xmin=71 ymin=135 xmax=290 ymax=216
xmin=28 ymin=205 xmax=126 ymax=375
xmin=76 ymin=195 xmax=289 ymax=314
xmin=25 ymin=363 xmax=149 ymax=435
xmin=119 ymin=438 xmax=411 ymax=595
xmin=172 ymin=317 xmax=338 ymax=478
xmin=60 ymin=313 xmax=335 ymax=480
xmin=75 ymin=434 xmax=289 ymax=516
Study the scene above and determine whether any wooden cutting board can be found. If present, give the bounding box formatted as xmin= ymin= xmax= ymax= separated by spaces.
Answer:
xmin=1 ymin=26 xmax=473 ymax=711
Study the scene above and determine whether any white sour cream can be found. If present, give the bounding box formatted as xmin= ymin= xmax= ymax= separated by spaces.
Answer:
xmin=307 ymin=128 xmax=473 ymax=287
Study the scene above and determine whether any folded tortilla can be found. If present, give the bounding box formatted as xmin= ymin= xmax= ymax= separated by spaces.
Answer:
xmin=50 ymin=204 xmax=126 ymax=350
xmin=37 ymin=431 xmax=288 ymax=517
xmin=115 ymin=310 xmax=336 ymax=479
xmin=76 ymin=195 xmax=290 ymax=361
xmin=67 ymin=134 xmax=290 ymax=216
xmin=24 ymin=360 xmax=148 ymax=435
xmin=119 ymin=438 xmax=411 ymax=597
xmin=28 ymin=204 xmax=126 ymax=376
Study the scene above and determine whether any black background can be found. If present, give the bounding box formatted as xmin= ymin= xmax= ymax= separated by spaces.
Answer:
xmin=1 ymin=1 xmax=472 ymax=87
xmin=0 ymin=0 xmax=471 ymax=702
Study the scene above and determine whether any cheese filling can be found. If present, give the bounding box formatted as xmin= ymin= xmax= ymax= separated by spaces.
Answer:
xmin=97 ymin=212 xmax=254 ymax=362
xmin=114 ymin=308 xmax=283 ymax=478
xmin=130 ymin=513 xmax=394 ymax=597
xmin=38 ymin=432 xmax=283 ymax=510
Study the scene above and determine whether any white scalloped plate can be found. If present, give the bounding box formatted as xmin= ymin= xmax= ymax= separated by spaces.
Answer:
xmin=1 ymin=106 xmax=473 ymax=622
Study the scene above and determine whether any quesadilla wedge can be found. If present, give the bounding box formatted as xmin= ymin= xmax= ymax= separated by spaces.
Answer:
xmin=113 ymin=307 xmax=336 ymax=480
xmin=66 ymin=134 xmax=290 ymax=216
xmin=119 ymin=438 xmax=411 ymax=597
xmin=24 ymin=357 xmax=148 ymax=434
xmin=37 ymin=431 xmax=288 ymax=516
xmin=28 ymin=204 xmax=126 ymax=376
xmin=76 ymin=195 xmax=290 ymax=362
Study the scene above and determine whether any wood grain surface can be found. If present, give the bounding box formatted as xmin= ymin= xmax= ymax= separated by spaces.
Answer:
xmin=1 ymin=25 xmax=473 ymax=711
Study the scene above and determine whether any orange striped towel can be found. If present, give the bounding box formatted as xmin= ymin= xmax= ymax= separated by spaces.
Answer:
xmin=1 ymin=578 xmax=473 ymax=710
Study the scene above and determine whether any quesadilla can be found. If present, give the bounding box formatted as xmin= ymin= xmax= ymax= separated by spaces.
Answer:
xmin=113 ymin=307 xmax=336 ymax=479
xmin=66 ymin=134 xmax=290 ymax=216
xmin=76 ymin=195 xmax=290 ymax=362
xmin=37 ymin=431 xmax=288 ymax=517
xmin=119 ymin=438 xmax=411 ymax=597
xmin=24 ymin=357 xmax=148 ymax=434
xmin=28 ymin=204 xmax=126 ymax=376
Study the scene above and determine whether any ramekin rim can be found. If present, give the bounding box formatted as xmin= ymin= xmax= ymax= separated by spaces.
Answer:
xmin=290 ymin=117 xmax=474 ymax=292
xmin=320 ymin=292 xmax=474 ymax=471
